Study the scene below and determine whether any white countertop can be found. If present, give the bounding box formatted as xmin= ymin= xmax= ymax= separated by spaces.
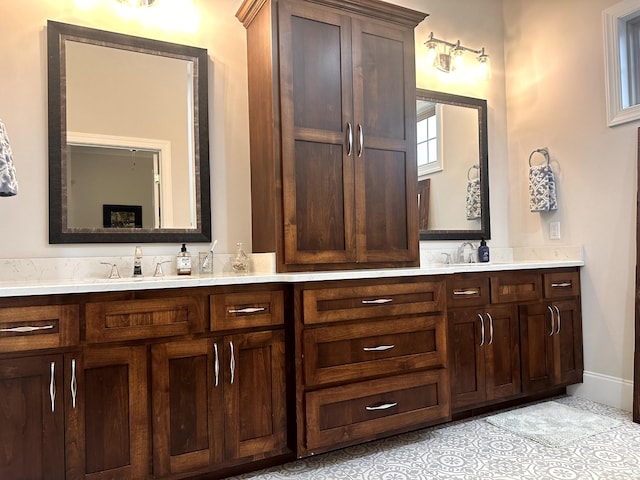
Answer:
xmin=0 ymin=256 xmax=584 ymax=298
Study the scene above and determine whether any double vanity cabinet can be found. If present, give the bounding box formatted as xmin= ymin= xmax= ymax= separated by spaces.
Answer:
xmin=0 ymin=264 xmax=583 ymax=480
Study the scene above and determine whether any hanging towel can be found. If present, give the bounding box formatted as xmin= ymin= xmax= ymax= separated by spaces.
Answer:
xmin=466 ymin=177 xmax=481 ymax=220
xmin=0 ymin=119 xmax=18 ymax=197
xmin=529 ymin=163 xmax=558 ymax=212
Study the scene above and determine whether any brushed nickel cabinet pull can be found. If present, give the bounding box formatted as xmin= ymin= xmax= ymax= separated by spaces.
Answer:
xmin=228 ymin=307 xmax=266 ymax=314
xmin=213 ymin=343 xmax=220 ymax=387
xmin=363 ymin=345 xmax=395 ymax=352
xmin=548 ymin=305 xmax=555 ymax=336
xmin=357 ymin=124 xmax=364 ymax=157
xmin=361 ymin=298 xmax=393 ymax=305
xmin=551 ymin=282 xmax=572 ymax=288
xmin=487 ymin=312 xmax=494 ymax=345
xmin=554 ymin=305 xmax=561 ymax=334
xmin=365 ymin=402 xmax=398 ymax=411
xmin=453 ymin=289 xmax=479 ymax=296
xmin=229 ymin=341 xmax=236 ymax=385
xmin=346 ymin=122 xmax=353 ymax=156
xmin=0 ymin=324 xmax=54 ymax=333
xmin=49 ymin=361 xmax=56 ymax=413
xmin=70 ymin=359 xmax=77 ymax=409
xmin=478 ymin=314 xmax=485 ymax=346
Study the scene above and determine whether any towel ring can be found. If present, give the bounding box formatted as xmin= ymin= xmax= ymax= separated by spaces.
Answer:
xmin=529 ymin=148 xmax=550 ymax=167
xmin=467 ymin=164 xmax=480 ymax=181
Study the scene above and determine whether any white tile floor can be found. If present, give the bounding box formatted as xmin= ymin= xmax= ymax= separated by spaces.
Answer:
xmin=229 ymin=396 xmax=640 ymax=480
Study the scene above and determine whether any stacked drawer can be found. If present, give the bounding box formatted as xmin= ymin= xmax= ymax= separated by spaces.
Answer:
xmin=296 ymin=278 xmax=450 ymax=455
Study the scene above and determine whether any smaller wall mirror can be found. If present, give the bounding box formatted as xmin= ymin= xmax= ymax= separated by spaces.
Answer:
xmin=48 ymin=21 xmax=211 ymax=243
xmin=417 ymin=89 xmax=490 ymax=241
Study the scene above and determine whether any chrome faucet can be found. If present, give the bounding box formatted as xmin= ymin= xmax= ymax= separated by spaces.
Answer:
xmin=456 ymin=242 xmax=476 ymax=263
xmin=133 ymin=246 xmax=143 ymax=277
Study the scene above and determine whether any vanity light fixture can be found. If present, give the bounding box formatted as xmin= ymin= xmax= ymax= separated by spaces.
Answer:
xmin=116 ymin=0 xmax=156 ymax=7
xmin=424 ymin=32 xmax=491 ymax=79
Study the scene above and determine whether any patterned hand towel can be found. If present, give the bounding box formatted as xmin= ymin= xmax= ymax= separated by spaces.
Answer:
xmin=0 ymin=120 xmax=18 ymax=197
xmin=529 ymin=164 xmax=557 ymax=212
xmin=466 ymin=178 xmax=481 ymax=220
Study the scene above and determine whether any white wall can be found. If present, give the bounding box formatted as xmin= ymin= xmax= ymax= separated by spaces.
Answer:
xmin=0 ymin=0 xmax=634 ymax=409
xmin=503 ymin=0 xmax=635 ymax=409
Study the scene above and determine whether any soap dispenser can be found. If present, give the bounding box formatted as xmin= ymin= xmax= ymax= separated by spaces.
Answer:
xmin=176 ymin=243 xmax=192 ymax=275
xmin=478 ymin=238 xmax=490 ymax=263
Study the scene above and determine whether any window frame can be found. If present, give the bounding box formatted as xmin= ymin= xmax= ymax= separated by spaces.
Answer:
xmin=603 ymin=0 xmax=640 ymax=126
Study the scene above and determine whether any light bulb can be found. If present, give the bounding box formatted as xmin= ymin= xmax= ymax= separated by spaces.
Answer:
xmin=477 ymin=51 xmax=491 ymax=80
xmin=452 ymin=48 xmax=465 ymax=72
xmin=425 ymin=42 xmax=438 ymax=67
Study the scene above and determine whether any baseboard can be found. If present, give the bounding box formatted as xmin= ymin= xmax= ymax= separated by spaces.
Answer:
xmin=568 ymin=370 xmax=633 ymax=411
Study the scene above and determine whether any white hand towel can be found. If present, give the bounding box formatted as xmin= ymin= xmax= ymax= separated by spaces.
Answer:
xmin=466 ymin=178 xmax=481 ymax=220
xmin=529 ymin=164 xmax=558 ymax=212
xmin=0 ymin=120 xmax=18 ymax=197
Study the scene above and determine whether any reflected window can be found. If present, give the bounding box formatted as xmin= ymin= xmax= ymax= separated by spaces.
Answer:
xmin=417 ymin=103 xmax=441 ymax=176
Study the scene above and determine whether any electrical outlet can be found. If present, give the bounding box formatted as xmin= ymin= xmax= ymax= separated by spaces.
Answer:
xmin=549 ymin=221 xmax=561 ymax=240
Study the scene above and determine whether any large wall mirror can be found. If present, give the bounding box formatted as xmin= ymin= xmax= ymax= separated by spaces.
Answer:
xmin=417 ymin=89 xmax=490 ymax=241
xmin=47 ymin=21 xmax=211 ymax=243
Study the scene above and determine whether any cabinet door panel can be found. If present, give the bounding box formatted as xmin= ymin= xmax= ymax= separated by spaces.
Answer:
xmin=279 ymin=0 xmax=356 ymax=265
xmin=224 ymin=330 xmax=287 ymax=461
xmin=151 ymin=339 xmax=222 ymax=477
xmin=0 ymin=355 xmax=64 ymax=480
xmin=449 ymin=310 xmax=486 ymax=409
xmin=66 ymin=347 xmax=148 ymax=480
xmin=554 ymin=300 xmax=583 ymax=385
xmin=519 ymin=303 xmax=554 ymax=393
xmin=484 ymin=306 xmax=521 ymax=401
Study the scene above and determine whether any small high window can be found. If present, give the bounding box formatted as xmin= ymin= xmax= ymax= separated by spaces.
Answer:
xmin=604 ymin=0 xmax=640 ymax=125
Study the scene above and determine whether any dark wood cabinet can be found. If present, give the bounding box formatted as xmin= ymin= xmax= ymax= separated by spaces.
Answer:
xmin=152 ymin=331 xmax=287 ymax=478
xmin=65 ymin=346 xmax=149 ymax=480
xmin=520 ymin=299 xmax=583 ymax=393
xmin=296 ymin=277 xmax=450 ymax=456
xmin=448 ymin=305 xmax=521 ymax=410
xmin=0 ymin=354 xmax=65 ymax=480
xmin=237 ymin=0 xmax=425 ymax=271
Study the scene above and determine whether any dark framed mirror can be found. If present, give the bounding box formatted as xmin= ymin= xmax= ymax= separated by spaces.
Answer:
xmin=47 ymin=21 xmax=211 ymax=243
xmin=417 ymin=89 xmax=490 ymax=241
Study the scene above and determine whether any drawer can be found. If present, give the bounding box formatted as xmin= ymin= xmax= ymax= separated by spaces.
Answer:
xmin=86 ymin=296 xmax=205 ymax=343
xmin=490 ymin=272 xmax=542 ymax=304
xmin=0 ymin=305 xmax=79 ymax=353
xmin=544 ymin=270 xmax=580 ymax=299
xmin=447 ymin=274 xmax=491 ymax=308
xmin=305 ymin=369 xmax=450 ymax=452
xmin=302 ymin=280 xmax=444 ymax=325
xmin=210 ymin=289 xmax=284 ymax=331
xmin=303 ymin=315 xmax=446 ymax=386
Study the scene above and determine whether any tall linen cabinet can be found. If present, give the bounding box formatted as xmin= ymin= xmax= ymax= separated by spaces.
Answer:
xmin=236 ymin=0 xmax=426 ymax=272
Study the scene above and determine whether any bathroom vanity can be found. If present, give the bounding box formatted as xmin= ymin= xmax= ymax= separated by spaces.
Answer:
xmin=0 ymin=257 xmax=583 ymax=480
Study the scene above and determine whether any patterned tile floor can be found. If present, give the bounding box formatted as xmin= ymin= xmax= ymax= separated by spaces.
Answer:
xmin=228 ymin=396 xmax=640 ymax=480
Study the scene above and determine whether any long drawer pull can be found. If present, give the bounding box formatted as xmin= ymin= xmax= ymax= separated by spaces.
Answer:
xmin=228 ymin=307 xmax=266 ymax=314
xmin=365 ymin=402 xmax=398 ymax=411
xmin=363 ymin=345 xmax=395 ymax=352
xmin=213 ymin=343 xmax=220 ymax=387
xmin=70 ymin=359 xmax=77 ymax=409
xmin=49 ymin=361 xmax=56 ymax=413
xmin=551 ymin=282 xmax=572 ymax=288
xmin=453 ymin=289 xmax=479 ymax=296
xmin=361 ymin=298 xmax=393 ymax=305
xmin=0 ymin=324 xmax=54 ymax=333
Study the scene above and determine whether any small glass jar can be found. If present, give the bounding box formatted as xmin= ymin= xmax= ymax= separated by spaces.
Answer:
xmin=231 ymin=242 xmax=249 ymax=274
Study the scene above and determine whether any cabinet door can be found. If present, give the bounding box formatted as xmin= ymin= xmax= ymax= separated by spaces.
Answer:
xmin=449 ymin=309 xmax=486 ymax=409
xmin=553 ymin=299 xmax=583 ymax=386
xmin=151 ymin=339 xmax=223 ymax=477
xmin=352 ymin=18 xmax=418 ymax=264
xmin=224 ymin=330 xmax=287 ymax=461
xmin=0 ymin=355 xmax=65 ymax=480
xmin=65 ymin=347 xmax=149 ymax=480
xmin=484 ymin=305 xmax=521 ymax=402
xmin=278 ymin=0 xmax=356 ymax=266
xmin=519 ymin=303 xmax=555 ymax=393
